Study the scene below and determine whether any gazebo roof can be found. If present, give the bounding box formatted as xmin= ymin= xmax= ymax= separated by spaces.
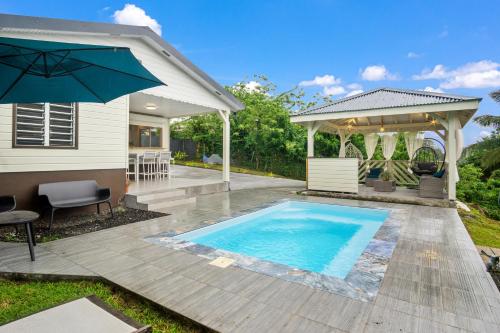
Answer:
xmin=290 ymin=87 xmax=482 ymax=134
xmin=295 ymin=88 xmax=481 ymax=116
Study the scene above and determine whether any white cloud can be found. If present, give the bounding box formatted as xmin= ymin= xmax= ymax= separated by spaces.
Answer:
xmin=347 ymin=83 xmax=362 ymax=90
xmin=323 ymin=86 xmax=346 ymax=96
xmin=407 ymin=52 xmax=421 ymax=59
xmin=242 ymin=81 xmax=261 ymax=92
xmin=422 ymin=86 xmax=444 ymax=93
xmin=441 ymin=61 xmax=500 ymax=89
xmin=438 ymin=28 xmax=449 ymax=38
xmin=413 ymin=60 xmax=500 ymax=89
xmin=480 ymin=130 xmax=491 ymax=138
xmin=299 ymin=74 xmax=341 ymax=87
xmin=113 ymin=4 xmax=162 ymax=36
xmin=412 ymin=64 xmax=448 ymax=80
xmin=346 ymin=89 xmax=364 ymax=97
xmin=361 ymin=65 xmax=398 ymax=81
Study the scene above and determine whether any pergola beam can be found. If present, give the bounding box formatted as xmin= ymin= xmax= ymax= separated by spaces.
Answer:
xmin=428 ymin=113 xmax=449 ymax=131
xmin=331 ymin=121 xmax=444 ymax=134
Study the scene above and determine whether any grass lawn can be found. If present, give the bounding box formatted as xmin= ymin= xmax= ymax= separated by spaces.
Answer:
xmin=176 ymin=160 xmax=289 ymax=179
xmin=459 ymin=205 xmax=500 ymax=248
xmin=0 ymin=279 xmax=200 ymax=333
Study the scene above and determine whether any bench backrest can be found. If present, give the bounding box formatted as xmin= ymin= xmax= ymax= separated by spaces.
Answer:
xmin=38 ymin=180 xmax=99 ymax=203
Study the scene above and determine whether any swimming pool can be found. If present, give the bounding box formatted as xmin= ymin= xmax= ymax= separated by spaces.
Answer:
xmin=175 ymin=201 xmax=389 ymax=279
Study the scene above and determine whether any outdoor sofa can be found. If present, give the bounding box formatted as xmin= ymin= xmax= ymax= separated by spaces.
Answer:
xmin=38 ymin=180 xmax=113 ymax=230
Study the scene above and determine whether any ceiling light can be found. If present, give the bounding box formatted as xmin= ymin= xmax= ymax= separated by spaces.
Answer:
xmin=145 ymin=103 xmax=157 ymax=110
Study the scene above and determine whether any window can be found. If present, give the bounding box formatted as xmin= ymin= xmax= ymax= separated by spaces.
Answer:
xmin=129 ymin=125 xmax=162 ymax=148
xmin=13 ymin=103 xmax=77 ymax=148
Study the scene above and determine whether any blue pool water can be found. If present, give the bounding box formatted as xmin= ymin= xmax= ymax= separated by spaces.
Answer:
xmin=176 ymin=201 xmax=388 ymax=278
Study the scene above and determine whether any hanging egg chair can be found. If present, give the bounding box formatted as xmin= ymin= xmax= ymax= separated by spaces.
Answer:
xmin=410 ymin=138 xmax=446 ymax=176
xmin=345 ymin=142 xmax=364 ymax=165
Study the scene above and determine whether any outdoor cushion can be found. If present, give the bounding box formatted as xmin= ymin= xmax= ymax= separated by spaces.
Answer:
xmin=367 ymin=168 xmax=383 ymax=178
xmin=418 ymin=162 xmax=437 ymax=172
xmin=433 ymin=169 xmax=446 ymax=178
xmin=206 ymin=154 xmax=223 ymax=164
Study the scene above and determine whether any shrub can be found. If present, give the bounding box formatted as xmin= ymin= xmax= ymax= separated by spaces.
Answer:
xmin=380 ymin=170 xmax=392 ymax=181
xmin=457 ymin=164 xmax=500 ymax=220
xmin=174 ymin=151 xmax=188 ymax=161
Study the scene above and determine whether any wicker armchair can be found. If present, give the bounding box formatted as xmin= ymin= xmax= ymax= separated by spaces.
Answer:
xmin=374 ymin=180 xmax=396 ymax=192
xmin=418 ymin=171 xmax=446 ymax=199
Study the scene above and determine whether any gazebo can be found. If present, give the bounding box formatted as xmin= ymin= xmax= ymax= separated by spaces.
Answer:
xmin=290 ymin=88 xmax=481 ymax=201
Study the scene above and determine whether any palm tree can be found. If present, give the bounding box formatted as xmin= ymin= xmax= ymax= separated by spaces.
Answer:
xmin=473 ymin=89 xmax=500 ymax=170
xmin=490 ymin=89 xmax=500 ymax=103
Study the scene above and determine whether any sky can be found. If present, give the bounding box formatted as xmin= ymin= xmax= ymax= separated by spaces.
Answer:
xmin=1 ymin=0 xmax=499 ymax=145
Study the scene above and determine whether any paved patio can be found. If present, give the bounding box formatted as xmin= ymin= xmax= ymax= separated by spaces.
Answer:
xmin=128 ymin=165 xmax=305 ymax=194
xmin=1 ymin=187 xmax=500 ymax=332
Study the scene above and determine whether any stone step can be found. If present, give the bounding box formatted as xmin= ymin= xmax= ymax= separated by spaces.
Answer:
xmin=146 ymin=196 xmax=197 ymax=211
xmin=135 ymin=189 xmax=186 ymax=202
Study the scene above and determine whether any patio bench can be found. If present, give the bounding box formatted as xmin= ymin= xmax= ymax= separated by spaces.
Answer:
xmin=38 ymin=180 xmax=113 ymax=230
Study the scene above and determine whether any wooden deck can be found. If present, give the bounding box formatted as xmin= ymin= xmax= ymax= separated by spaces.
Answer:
xmin=1 ymin=187 xmax=499 ymax=332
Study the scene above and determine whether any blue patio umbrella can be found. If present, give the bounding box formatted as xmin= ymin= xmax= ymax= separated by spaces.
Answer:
xmin=0 ymin=37 xmax=165 ymax=103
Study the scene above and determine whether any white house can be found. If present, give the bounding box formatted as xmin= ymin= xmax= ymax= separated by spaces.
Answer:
xmin=0 ymin=13 xmax=244 ymax=209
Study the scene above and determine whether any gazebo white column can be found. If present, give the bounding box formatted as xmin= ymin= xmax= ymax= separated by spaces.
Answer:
xmin=307 ymin=122 xmax=321 ymax=157
xmin=447 ymin=112 xmax=457 ymax=201
xmin=161 ymin=117 xmax=170 ymax=150
xmin=218 ymin=110 xmax=231 ymax=183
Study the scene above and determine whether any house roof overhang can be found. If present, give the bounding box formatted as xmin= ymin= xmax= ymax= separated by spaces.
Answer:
xmin=0 ymin=13 xmax=245 ymax=112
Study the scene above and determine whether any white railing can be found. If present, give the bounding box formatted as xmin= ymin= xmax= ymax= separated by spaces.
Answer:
xmin=359 ymin=160 xmax=420 ymax=186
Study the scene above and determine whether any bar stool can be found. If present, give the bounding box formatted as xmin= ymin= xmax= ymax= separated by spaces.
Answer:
xmin=157 ymin=151 xmax=172 ymax=180
xmin=127 ymin=153 xmax=139 ymax=181
xmin=139 ymin=151 xmax=157 ymax=180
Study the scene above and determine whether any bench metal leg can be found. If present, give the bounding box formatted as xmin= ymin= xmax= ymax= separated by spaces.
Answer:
xmin=97 ymin=203 xmax=100 ymax=215
xmin=24 ymin=223 xmax=35 ymax=261
xmin=107 ymin=201 xmax=114 ymax=218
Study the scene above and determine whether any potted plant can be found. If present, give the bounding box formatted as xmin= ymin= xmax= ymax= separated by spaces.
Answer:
xmin=374 ymin=170 xmax=396 ymax=192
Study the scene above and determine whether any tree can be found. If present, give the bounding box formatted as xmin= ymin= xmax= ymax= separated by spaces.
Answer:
xmin=171 ymin=75 xmax=418 ymax=178
xmin=473 ymin=89 xmax=500 ymax=170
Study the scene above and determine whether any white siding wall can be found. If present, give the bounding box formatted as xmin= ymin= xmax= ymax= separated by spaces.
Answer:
xmin=0 ymin=31 xmax=232 ymax=112
xmin=307 ymin=158 xmax=359 ymax=193
xmin=0 ymin=96 xmax=128 ymax=173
